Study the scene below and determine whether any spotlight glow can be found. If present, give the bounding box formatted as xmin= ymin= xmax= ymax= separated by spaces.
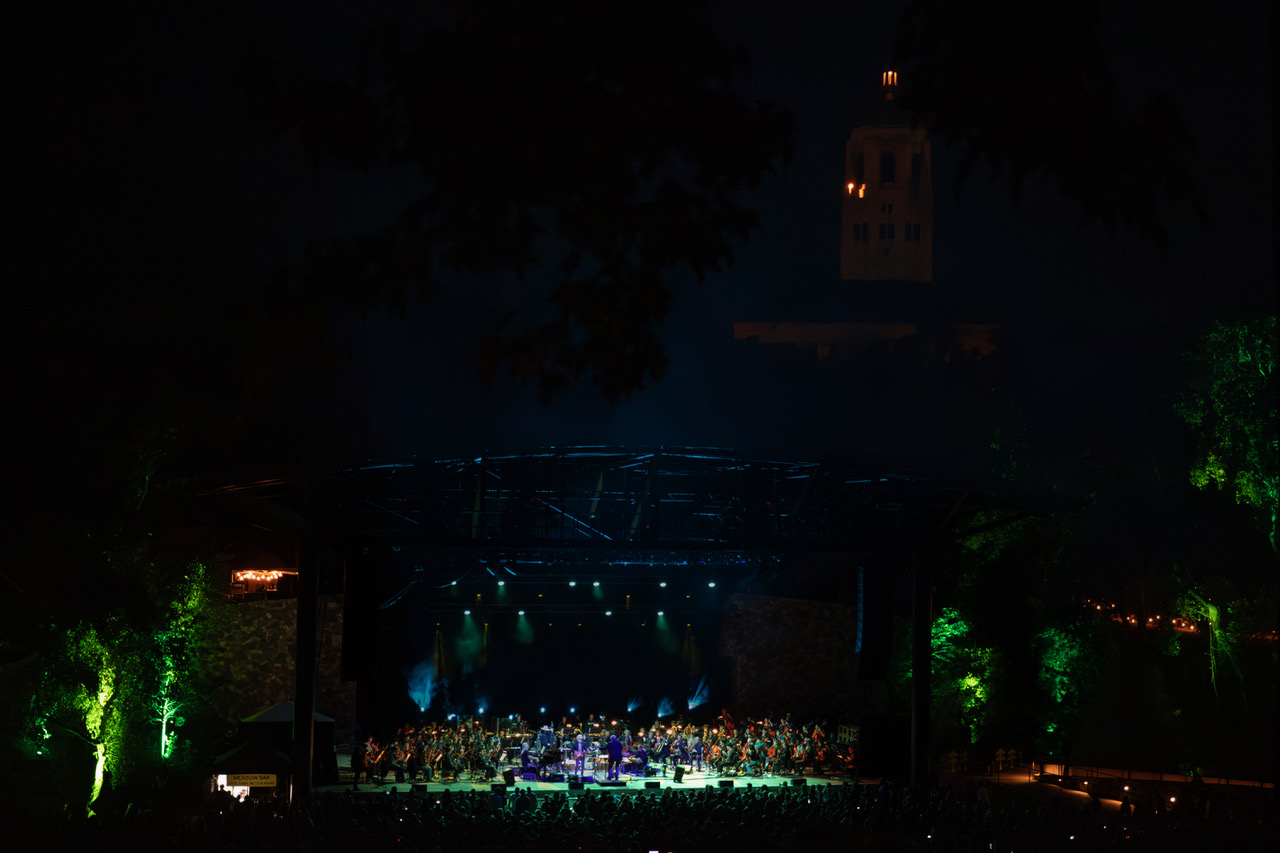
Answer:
xmin=605 ymin=610 xmax=612 ymax=616
xmin=569 ymin=581 xmax=577 ymax=587
xmin=708 ymin=582 xmax=716 ymax=588
xmin=593 ymin=581 xmax=600 ymax=587
xmin=658 ymin=611 xmax=664 ymax=616
xmin=498 ymin=580 xmax=505 ymax=586
xmin=518 ymin=610 xmax=525 ymax=615
xmin=659 ymin=581 xmax=667 ymax=587
xmin=464 ymin=609 xmax=471 ymax=615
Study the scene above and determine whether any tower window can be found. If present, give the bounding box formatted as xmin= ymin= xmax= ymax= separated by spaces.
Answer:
xmin=911 ymin=153 xmax=924 ymax=197
xmin=880 ymin=203 xmax=893 ymax=214
xmin=904 ymin=223 xmax=921 ymax=242
xmin=880 ymin=152 xmax=896 ymax=185
xmin=852 ymin=222 xmax=870 ymax=242
xmin=878 ymin=223 xmax=894 ymax=241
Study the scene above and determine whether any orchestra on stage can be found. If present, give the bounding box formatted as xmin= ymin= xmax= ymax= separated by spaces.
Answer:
xmin=350 ymin=709 xmax=854 ymax=787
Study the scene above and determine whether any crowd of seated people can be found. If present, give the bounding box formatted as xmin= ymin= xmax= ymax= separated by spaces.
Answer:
xmin=28 ymin=769 xmax=1277 ymax=852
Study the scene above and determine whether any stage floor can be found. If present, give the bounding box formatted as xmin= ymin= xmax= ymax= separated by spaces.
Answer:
xmin=319 ymin=757 xmax=856 ymax=797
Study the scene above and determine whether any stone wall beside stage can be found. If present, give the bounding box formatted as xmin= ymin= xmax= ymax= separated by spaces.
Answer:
xmin=203 ymin=595 xmax=357 ymax=743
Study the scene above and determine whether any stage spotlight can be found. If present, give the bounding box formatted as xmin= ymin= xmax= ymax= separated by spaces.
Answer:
xmin=479 ymin=706 xmax=485 ymax=714
xmin=658 ymin=611 xmax=664 ymax=616
xmin=659 ymin=581 xmax=667 ymax=587
xmin=464 ymin=609 xmax=471 ymax=615
xmin=569 ymin=580 xmax=577 ymax=587
xmin=498 ymin=580 xmax=505 ymax=586
xmin=518 ymin=610 xmax=525 ymax=615
xmin=708 ymin=582 xmax=716 ymax=588
xmin=540 ymin=707 xmax=546 ymax=714
xmin=605 ymin=610 xmax=612 ymax=616
xmin=451 ymin=580 xmax=457 ymax=586
xmin=570 ymin=706 xmax=576 ymax=713
xmin=593 ymin=581 xmax=600 ymax=587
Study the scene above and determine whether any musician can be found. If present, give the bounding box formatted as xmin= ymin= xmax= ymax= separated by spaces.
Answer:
xmin=655 ymin=734 xmax=671 ymax=776
xmin=538 ymin=740 xmax=560 ymax=780
xmin=367 ymin=738 xmax=387 ymax=785
xmin=691 ymin=736 xmax=704 ymax=772
xmin=605 ymin=734 xmax=623 ymax=781
xmin=573 ymin=733 xmax=588 ymax=777
xmin=630 ymin=743 xmax=649 ymax=776
xmin=351 ymin=739 xmax=367 ymax=789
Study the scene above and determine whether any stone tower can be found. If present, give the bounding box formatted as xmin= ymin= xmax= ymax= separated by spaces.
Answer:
xmin=840 ymin=70 xmax=932 ymax=283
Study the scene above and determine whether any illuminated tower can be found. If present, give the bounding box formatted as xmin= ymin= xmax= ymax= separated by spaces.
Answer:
xmin=841 ymin=70 xmax=932 ymax=283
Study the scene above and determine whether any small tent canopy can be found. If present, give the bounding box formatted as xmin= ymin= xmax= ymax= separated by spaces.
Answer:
xmin=243 ymin=700 xmax=335 ymax=725
xmin=212 ymin=738 xmax=292 ymax=777
xmin=234 ymin=700 xmax=338 ymax=785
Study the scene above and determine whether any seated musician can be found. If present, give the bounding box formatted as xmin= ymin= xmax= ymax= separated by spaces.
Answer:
xmin=440 ymin=747 xmax=459 ymax=780
xmin=629 ymin=744 xmax=648 ymax=775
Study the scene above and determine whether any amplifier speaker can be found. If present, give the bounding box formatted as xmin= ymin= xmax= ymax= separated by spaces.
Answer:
xmin=718 ymin=779 xmax=734 ymax=788
xmin=502 ymin=769 xmax=516 ymax=787
xmin=673 ymin=766 xmax=685 ymax=783
xmin=644 ymin=781 xmax=660 ymax=789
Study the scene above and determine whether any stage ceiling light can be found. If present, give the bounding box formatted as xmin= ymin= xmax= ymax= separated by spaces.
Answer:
xmin=605 ymin=610 xmax=612 ymax=616
xmin=464 ymin=609 xmax=471 ymax=615
xmin=593 ymin=581 xmax=600 ymax=587
xmin=518 ymin=610 xmax=525 ymax=615
xmin=569 ymin=580 xmax=577 ymax=586
xmin=657 ymin=611 xmax=664 ymax=616
xmin=659 ymin=581 xmax=667 ymax=587
xmin=708 ymin=582 xmax=716 ymax=588
xmin=498 ymin=580 xmax=505 ymax=586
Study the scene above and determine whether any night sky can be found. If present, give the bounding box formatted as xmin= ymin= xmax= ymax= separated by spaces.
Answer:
xmin=13 ymin=0 xmax=1274 ymax=478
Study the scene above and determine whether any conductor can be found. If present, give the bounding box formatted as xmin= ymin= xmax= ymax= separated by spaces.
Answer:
xmin=606 ymin=734 xmax=624 ymax=781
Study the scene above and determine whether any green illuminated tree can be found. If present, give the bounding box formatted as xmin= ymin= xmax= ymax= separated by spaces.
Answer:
xmin=1177 ymin=315 xmax=1278 ymax=553
xmin=5 ymin=421 xmax=226 ymax=817
xmin=1170 ymin=566 xmax=1248 ymax=708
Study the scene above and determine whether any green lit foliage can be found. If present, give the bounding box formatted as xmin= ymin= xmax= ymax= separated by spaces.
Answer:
xmin=1171 ymin=566 xmax=1245 ymax=707
xmin=930 ymin=608 xmax=1003 ymax=744
xmin=1032 ymin=624 xmax=1087 ymax=706
xmin=1177 ymin=315 xmax=1278 ymax=552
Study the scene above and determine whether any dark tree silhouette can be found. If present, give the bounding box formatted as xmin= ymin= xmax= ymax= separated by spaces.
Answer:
xmin=241 ymin=0 xmax=793 ymax=402
xmin=891 ymin=0 xmax=1206 ymax=249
